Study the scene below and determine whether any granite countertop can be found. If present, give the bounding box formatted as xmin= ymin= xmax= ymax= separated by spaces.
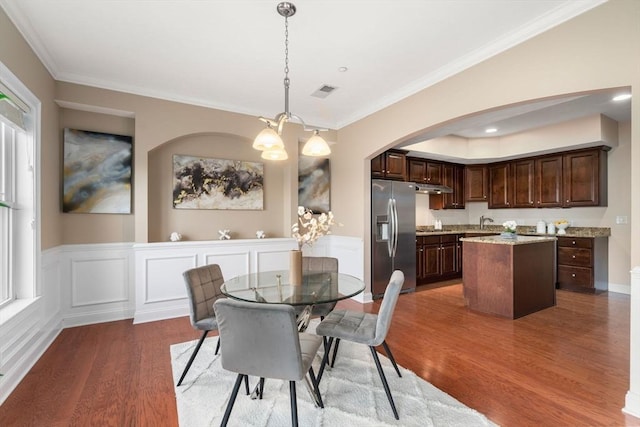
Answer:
xmin=459 ymin=235 xmax=558 ymax=245
xmin=416 ymin=224 xmax=611 ymax=238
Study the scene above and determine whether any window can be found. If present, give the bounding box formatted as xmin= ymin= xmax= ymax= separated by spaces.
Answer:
xmin=0 ymin=117 xmax=17 ymax=307
xmin=0 ymin=66 xmax=37 ymax=310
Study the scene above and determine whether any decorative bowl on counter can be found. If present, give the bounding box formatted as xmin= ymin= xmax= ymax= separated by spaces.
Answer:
xmin=555 ymin=220 xmax=569 ymax=235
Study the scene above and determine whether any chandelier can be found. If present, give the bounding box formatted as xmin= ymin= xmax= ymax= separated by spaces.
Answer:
xmin=252 ymin=2 xmax=331 ymax=160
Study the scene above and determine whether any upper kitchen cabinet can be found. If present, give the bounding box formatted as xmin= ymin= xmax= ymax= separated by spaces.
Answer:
xmin=407 ymin=157 xmax=442 ymax=184
xmin=535 ymin=154 xmax=563 ymax=208
xmin=465 ymin=165 xmax=488 ymax=202
xmin=442 ymin=163 xmax=465 ymax=209
xmin=488 ymin=162 xmax=511 ymax=208
xmin=429 ymin=162 xmax=465 ymax=209
xmin=511 ymin=159 xmax=536 ymax=208
xmin=371 ymin=149 xmax=407 ymax=181
xmin=562 ymin=147 xmax=609 ymax=207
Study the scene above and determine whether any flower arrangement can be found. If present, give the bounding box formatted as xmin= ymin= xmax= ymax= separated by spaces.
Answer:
xmin=502 ymin=220 xmax=518 ymax=234
xmin=554 ymin=219 xmax=569 ymax=227
xmin=291 ymin=206 xmax=338 ymax=250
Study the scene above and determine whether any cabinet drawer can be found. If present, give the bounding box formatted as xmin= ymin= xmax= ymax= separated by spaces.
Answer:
xmin=417 ymin=235 xmax=440 ymax=245
xmin=440 ymin=234 xmax=458 ymax=243
xmin=558 ymin=265 xmax=594 ymax=288
xmin=558 ymin=247 xmax=592 ymax=267
xmin=557 ymin=237 xmax=593 ymax=249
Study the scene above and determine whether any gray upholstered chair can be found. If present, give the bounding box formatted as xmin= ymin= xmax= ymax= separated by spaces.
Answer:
xmin=177 ymin=264 xmax=226 ymax=386
xmin=316 ymin=270 xmax=404 ymax=420
xmin=214 ymin=298 xmax=324 ymax=427
xmin=296 ymin=256 xmax=339 ymax=319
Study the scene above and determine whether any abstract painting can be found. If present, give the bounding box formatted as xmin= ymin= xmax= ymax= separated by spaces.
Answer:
xmin=63 ymin=128 xmax=132 ymax=214
xmin=173 ymin=155 xmax=263 ymax=210
xmin=298 ymin=146 xmax=330 ymax=213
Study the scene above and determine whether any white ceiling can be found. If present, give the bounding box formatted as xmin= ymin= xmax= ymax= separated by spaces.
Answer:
xmin=3 ymin=0 xmax=626 ymax=142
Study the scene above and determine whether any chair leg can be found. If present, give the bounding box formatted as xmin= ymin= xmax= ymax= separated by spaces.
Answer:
xmin=330 ymin=338 xmax=341 ymax=367
xmin=215 ymin=337 xmax=221 ymax=355
xmin=289 ymin=381 xmax=298 ymax=427
xmin=369 ymin=346 xmax=399 ymax=420
xmin=308 ymin=367 xmax=324 ymax=408
xmin=177 ymin=330 xmax=209 ymax=386
xmin=259 ymin=377 xmax=265 ymax=399
xmin=317 ymin=336 xmax=334 ymax=384
xmin=244 ymin=375 xmax=250 ymax=395
xmin=220 ymin=374 xmax=244 ymax=427
xmin=381 ymin=340 xmax=402 ymax=378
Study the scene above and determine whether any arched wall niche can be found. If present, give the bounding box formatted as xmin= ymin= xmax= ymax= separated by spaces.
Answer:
xmin=147 ymin=131 xmax=286 ymax=242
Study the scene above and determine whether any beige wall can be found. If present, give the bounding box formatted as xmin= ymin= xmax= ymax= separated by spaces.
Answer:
xmin=1 ymin=0 xmax=639 ymax=275
xmin=0 ymin=7 xmax=60 ymax=249
xmin=54 ymin=82 xmax=338 ymax=243
xmin=334 ymin=0 xmax=640 ymax=287
xmin=148 ymin=132 xmax=285 ymax=242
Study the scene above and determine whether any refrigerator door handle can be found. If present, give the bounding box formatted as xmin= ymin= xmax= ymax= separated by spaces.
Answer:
xmin=386 ymin=198 xmax=394 ymax=257
xmin=391 ymin=198 xmax=399 ymax=258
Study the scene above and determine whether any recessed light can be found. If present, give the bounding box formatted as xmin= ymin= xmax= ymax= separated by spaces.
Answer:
xmin=485 ymin=127 xmax=498 ymax=133
xmin=612 ymin=93 xmax=632 ymax=101
xmin=338 ymin=67 xmax=348 ymax=72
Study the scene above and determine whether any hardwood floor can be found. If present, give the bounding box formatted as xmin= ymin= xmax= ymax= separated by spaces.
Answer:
xmin=1 ymin=284 xmax=638 ymax=426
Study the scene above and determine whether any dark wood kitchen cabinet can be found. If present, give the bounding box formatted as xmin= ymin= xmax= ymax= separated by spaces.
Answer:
xmin=511 ymin=159 xmax=536 ymax=208
xmin=562 ymin=147 xmax=608 ymax=207
xmin=535 ymin=154 xmax=563 ymax=208
xmin=442 ymin=163 xmax=465 ymax=209
xmin=416 ymin=234 xmax=462 ymax=284
xmin=556 ymin=236 xmax=608 ymax=293
xmin=465 ymin=164 xmax=488 ymax=201
xmin=407 ymin=157 xmax=442 ymax=184
xmin=511 ymin=155 xmax=563 ymax=208
xmin=488 ymin=162 xmax=511 ymax=208
xmin=371 ymin=150 xmax=407 ymax=181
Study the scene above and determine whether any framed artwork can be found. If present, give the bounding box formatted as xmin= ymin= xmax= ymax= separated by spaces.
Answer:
xmin=63 ymin=128 xmax=132 ymax=214
xmin=173 ymin=155 xmax=263 ymax=210
xmin=298 ymin=145 xmax=330 ymax=213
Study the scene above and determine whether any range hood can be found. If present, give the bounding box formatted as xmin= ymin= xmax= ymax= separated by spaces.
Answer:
xmin=414 ymin=183 xmax=453 ymax=194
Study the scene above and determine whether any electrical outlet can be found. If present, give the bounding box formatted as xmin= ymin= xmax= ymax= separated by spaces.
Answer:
xmin=616 ymin=216 xmax=628 ymax=224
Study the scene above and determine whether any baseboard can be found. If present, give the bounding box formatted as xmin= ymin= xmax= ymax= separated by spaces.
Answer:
xmin=0 ymin=318 xmax=63 ymax=406
xmin=608 ymin=282 xmax=630 ymax=295
xmin=133 ymin=304 xmax=190 ymax=324
xmin=624 ymin=389 xmax=640 ymax=418
xmin=62 ymin=308 xmax=136 ymax=328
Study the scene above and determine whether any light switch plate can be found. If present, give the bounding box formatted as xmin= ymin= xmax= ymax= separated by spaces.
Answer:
xmin=616 ymin=215 xmax=628 ymax=224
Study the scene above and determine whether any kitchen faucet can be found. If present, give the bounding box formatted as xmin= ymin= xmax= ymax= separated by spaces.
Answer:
xmin=480 ymin=215 xmax=494 ymax=230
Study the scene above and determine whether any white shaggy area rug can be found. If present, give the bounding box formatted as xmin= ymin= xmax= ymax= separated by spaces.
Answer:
xmin=170 ymin=328 xmax=497 ymax=426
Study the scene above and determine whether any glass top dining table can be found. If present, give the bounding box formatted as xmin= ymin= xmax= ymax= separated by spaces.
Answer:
xmin=220 ymin=270 xmax=365 ymax=306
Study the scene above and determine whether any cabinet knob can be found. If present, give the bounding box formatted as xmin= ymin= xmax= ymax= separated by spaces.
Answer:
xmin=572 ymin=255 xmax=576 ymax=259
xmin=484 ymin=196 xmax=487 ymax=199
xmin=566 ymin=199 xmax=570 ymax=203
xmin=572 ymin=273 xmax=576 ymax=278
xmin=572 ymin=241 xmax=576 ymax=245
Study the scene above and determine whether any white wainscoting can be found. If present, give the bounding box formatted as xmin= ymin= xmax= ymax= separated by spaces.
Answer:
xmin=0 ymin=235 xmax=366 ymax=405
xmin=133 ymin=236 xmax=367 ymax=323
xmin=59 ymin=243 xmax=135 ymax=327
xmin=624 ymin=266 xmax=640 ymax=418
xmin=0 ymin=247 xmax=63 ymax=405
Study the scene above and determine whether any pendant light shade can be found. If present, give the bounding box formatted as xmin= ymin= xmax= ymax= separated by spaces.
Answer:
xmin=261 ymin=146 xmax=289 ymax=161
xmin=252 ymin=2 xmax=331 ymax=161
xmin=302 ymin=130 xmax=331 ymax=156
xmin=253 ymin=125 xmax=285 ymax=151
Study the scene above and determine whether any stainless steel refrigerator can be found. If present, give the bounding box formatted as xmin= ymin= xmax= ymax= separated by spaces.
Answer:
xmin=372 ymin=179 xmax=416 ymax=298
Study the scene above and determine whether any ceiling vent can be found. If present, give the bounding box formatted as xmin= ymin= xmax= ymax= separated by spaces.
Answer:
xmin=311 ymin=85 xmax=338 ymax=99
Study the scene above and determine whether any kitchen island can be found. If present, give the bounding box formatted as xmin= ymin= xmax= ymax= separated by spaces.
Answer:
xmin=460 ymin=235 xmax=557 ymax=319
